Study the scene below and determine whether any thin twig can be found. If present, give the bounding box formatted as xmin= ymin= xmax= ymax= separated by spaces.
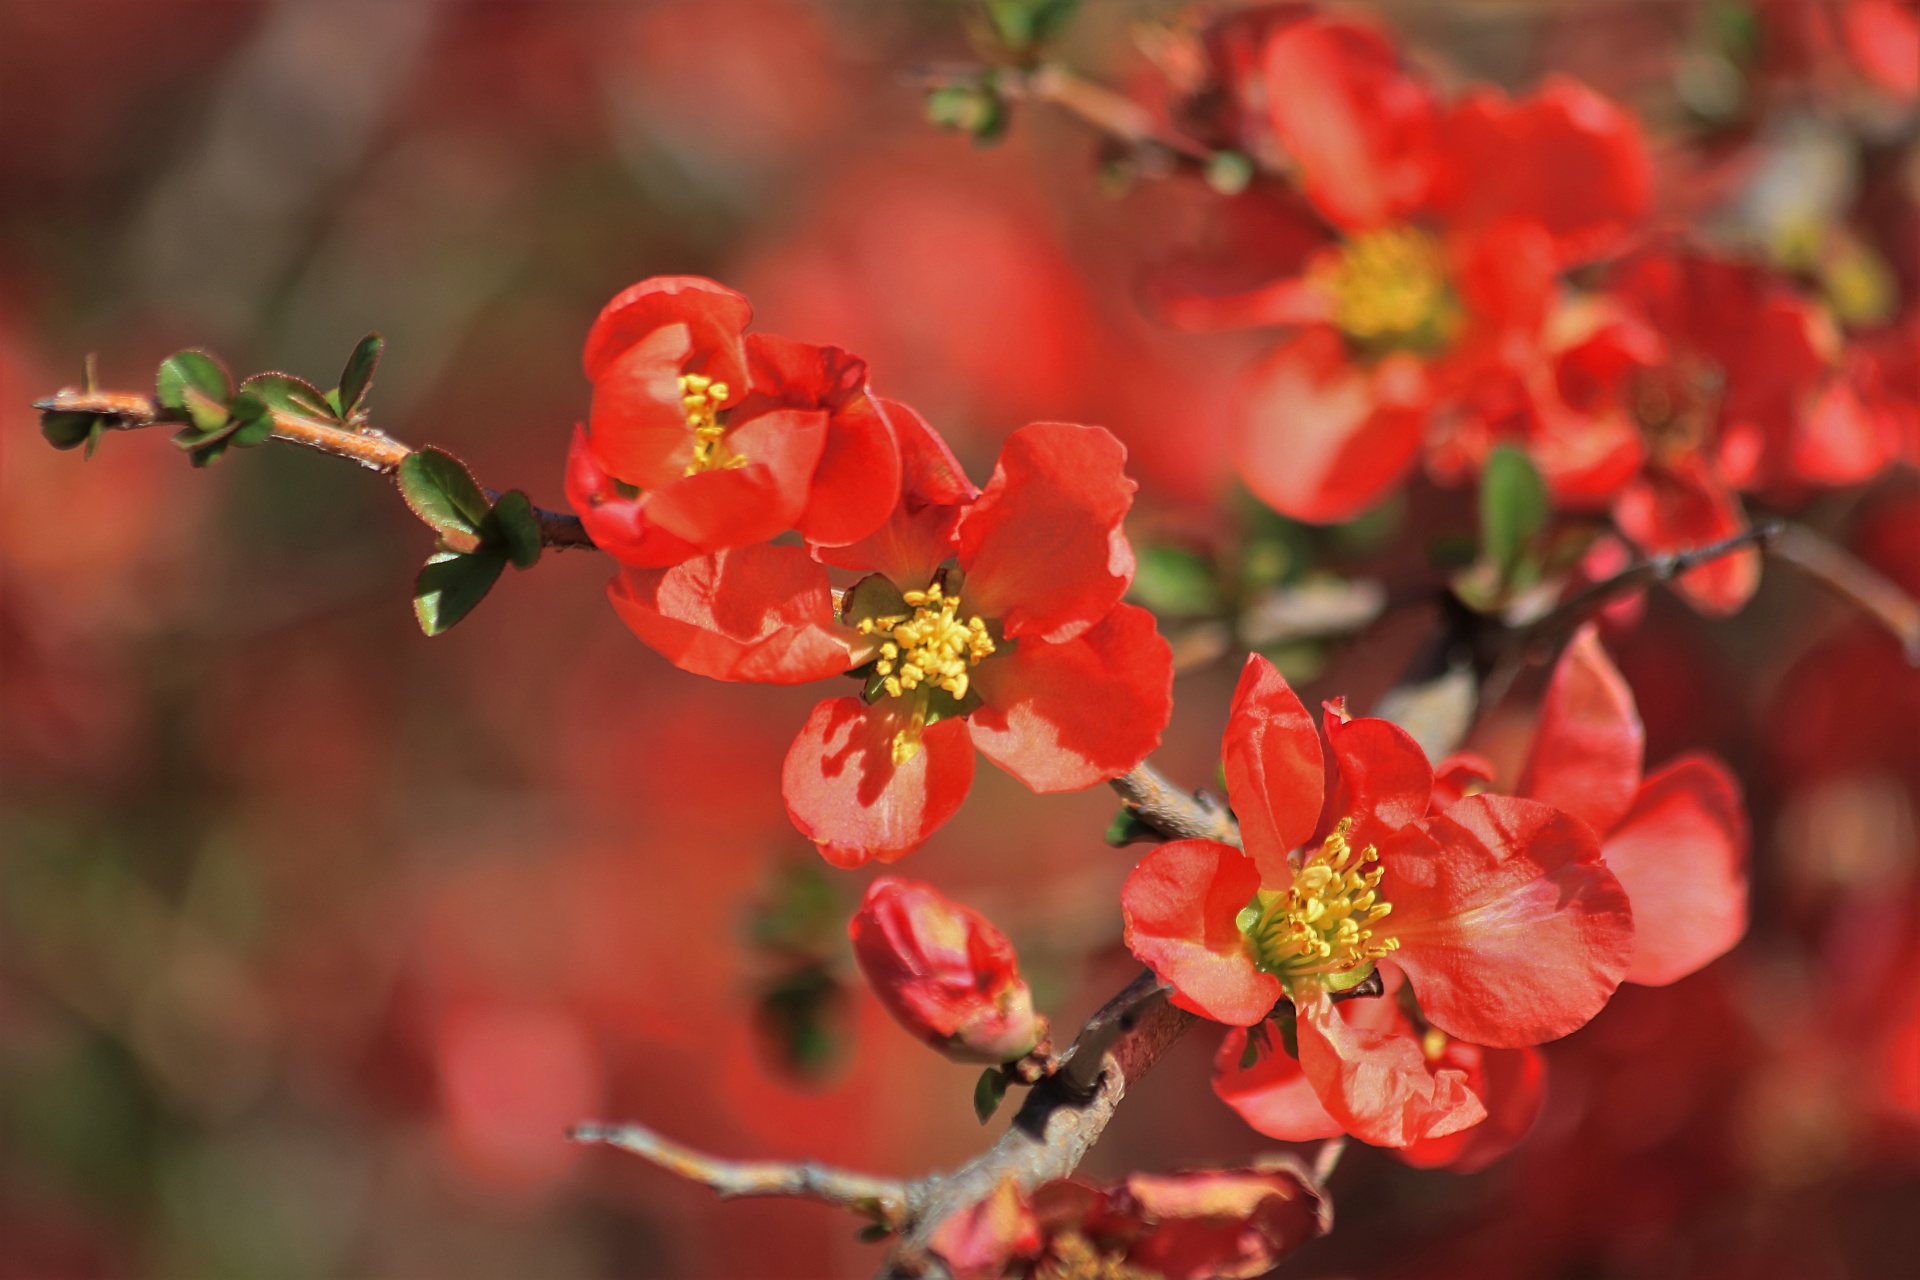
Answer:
xmin=33 ymin=387 xmax=597 ymax=551
xmin=911 ymin=61 xmax=1217 ymax=164
xmin=1109 ymin=761 xmax=1242 ymax=847
xmin=568 ymin=1123 xmax=910 ymax=1227
xmin=1769 ymin=522 xmax=1920 ymax=665
xmin=1477 ymin=520 xmax=1782 ymax=715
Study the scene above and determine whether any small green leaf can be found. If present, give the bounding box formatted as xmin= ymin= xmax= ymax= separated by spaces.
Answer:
xmin=840 ymin=572 xmax=908 ymax=628
xmin=856 ymin=1223 xmax=891 ymax=1244
xmin=41 ymin=411 xmax=98 ymax=450
xmin=488 ymin=489 xmax=542 ymax=570
xmin=83 ymin=419 xmax=107 ymax=459
xmin=1104 ymin=808 xmax=1157 ymax=849
xmin=184 ymin=436 xmax=232 ymax=468
xmin=1479 ymin=445 xmax=1549 ymax=576
xmin=1131 ymin=545 xmax=1223 ymax=618
xmin=984 ymin=0 xmax=1080 ymax=50
xmin=241 ymin=372 xmax=336 ymax=423
xmin=337 ymin=333 xmax=383 ymax=420
xmin=412 ymin=549 xmax=507 ymax=635
xmin=398 ymin=447 xmax=492 ymax=539
xmin=180 ymin=384 xmax=231 ymax=434
xmin=1205 ymin=150 xmax=1254 ymax=196
xmin=155 ymin=350 xmax=232 ymax=413
xmin=973 ymin=1068 xmax=1009 ymax=1125
xmin=227 ymin=393 xmax=276 ymax=448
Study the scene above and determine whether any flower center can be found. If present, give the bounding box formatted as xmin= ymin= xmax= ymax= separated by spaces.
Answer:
xmin=1238 ymin=818 xmax=1398 ymax=981
xmin=1315 ymin=226 xmax=1456 ymax=348
xmin=680 ymin=373 xmax=745 ymax=475
xmin=855 ymin=582 xmax=996 ymax=703
xmin=1629 ymin=358 xmax=1722 ymax=463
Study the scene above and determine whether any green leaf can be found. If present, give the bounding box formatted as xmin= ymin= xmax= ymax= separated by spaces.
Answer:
xmin=41 ymin=411 xmax=98 ymax=451
xmin=1131 ymin=545 xmax=1223 ymax=618
xmin=241 ymin=372 xmax=336 ymax=423
xmin=1479 ymin=445 xmax=1549 ymax=576
xmin=1104 ymin=808 xmax=1157 ymax=849
xmin=856 ymin=1223 xmax=891 ymax=1244
xmin=179 ymin=384 xmax=231 ymax=434
xmin=337 ymin=333 xmax=383 ymax=420
xmin=984 ymin=0 xmax=1079 ymax=50
xmin=412 ymin=549 xmax=506 ymax=635
xmin=398 ymin=447 xmax=492 ymax=540
xmin=155 ymin=350 xmax=231 ymax=413
xmin=973 ymin=1068 xmax=1009 ymax=1125
xmin=840 ymin=572 xmax=909 ymax=629
xmin=227 ymin=393 xmax=276 ymax=448
xmin=487 ymin=489 xmax=542 ymax=570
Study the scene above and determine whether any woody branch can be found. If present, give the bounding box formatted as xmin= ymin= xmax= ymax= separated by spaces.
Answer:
xmin=34 ymin=385 xmax=598 ymax=552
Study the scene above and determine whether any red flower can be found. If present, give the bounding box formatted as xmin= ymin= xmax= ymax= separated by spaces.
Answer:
xmin=1153 ymin=9 xmax=1651 ymax=523
xmin=849 ymin=876 xmax=1043 ymax=1065
xmin=1120 ymin=654 xmax=1630 ymax=1146
xmin=928 ymin=1157 xmax=1331 ymax=1280
xmin=1213 ymin=967 xmax=1546 ymax=1169
xmin=1474 ymin=624 xmax=1751 ymax=985
xmin=567 ymin=275 xmax=900 ymax=565
xmin=781 ymin=414 xmax=1173 ymax=867
xmin=1519 ymin=251 xmax=1887 ymax=613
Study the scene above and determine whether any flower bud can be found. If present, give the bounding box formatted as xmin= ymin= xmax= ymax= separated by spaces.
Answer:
xmin=849 ymin=877 xmax=1042 ymax=1064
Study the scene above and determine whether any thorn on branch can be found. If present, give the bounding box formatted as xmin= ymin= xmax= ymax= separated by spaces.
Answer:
xmin=1109 ymin=761 xmax=1241 ymax=848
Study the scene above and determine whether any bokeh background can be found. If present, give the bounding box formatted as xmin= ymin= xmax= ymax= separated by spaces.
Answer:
xmin=3 ymin=2 xmax=1918 ymax=1277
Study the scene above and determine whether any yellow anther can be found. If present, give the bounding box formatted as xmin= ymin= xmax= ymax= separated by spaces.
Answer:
xmin=1421 ymin=1026 xmax=1449 ymax=1063
xmin=864 ymin=587 xmax=996 ymax=702
xmin=1313 ymin=226 xmax=1455 ymax=346
xmin=678 ymin=372 xmax=746 ymax=476
xmin=1239 ymin=817 xmax=1401 ymax=980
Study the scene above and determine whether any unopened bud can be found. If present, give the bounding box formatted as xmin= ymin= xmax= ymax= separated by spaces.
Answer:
xmin=850 ymin=877 xmax=1042 ymax=1064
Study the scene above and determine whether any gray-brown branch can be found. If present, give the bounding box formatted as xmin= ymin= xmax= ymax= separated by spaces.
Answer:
xmin=34 ymin=387 xmax=597 ymax=551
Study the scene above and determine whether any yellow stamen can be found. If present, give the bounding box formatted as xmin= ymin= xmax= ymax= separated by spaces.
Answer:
xmin=679 ymin=373 xmax=745 ymax=475
xmin=1313 ymin=226 xmax=1455 ymax=347
xmin=1240 ymin=818 xmax=1400 ymax=980
xmin=854 ymin=581 xmax=996 ymax=703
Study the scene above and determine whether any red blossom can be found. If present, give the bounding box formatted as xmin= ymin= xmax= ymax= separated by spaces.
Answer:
xmin=569 ymin=275 xmax=900 ymax=565
xmin=1121 ymin=654 xmax=1630 ymax=1146
xmin=850 ymin=877 xmax=1042 ymax=1065
xmin=1213 ymin=968 xmax=1546 ymax=1170
xmin=782 ymin=420 xmax=1173 ymax=866
xmin=1496 ymin=624 xmax=1750 ymax=985
xmin=1154 ymin=8 xmax=1653 ymax=524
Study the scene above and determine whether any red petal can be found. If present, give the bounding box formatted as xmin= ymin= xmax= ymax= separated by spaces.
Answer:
xmin=1388 ymin=796 xmax=1632 ymax=1046
xmin=1261 ymin=17 xmax=1438 ymax=230
xmin=816 ymin=397 xmax=975 ymax=586
xmin=641 ymin=407 xmax=828 ymax=550
xmin=564 ymin=424 xmax=701 ymax=567
xmin=739 ymin=334 xmax=903 ymax=548
xmin=1430 ymin=77 xmax=1651 ymax=266
xmin=1843 ymin=0 xmax=1920 ymax=100
xmin=583 ymin=275 xmax=751 ymax=386
xmin=1119 ymin=1163 xmax=1331 ymax=1280
xmin=967 ymin=603 xmax=1173 ymax=794
xmin=1611 ymin=459 xmax=1759 ymax=616
xmin=1121 ymin=841 xmax=1280 ymax=1026
xmin=1516 ymin=623 xmax=1645 ymax=835
xmin=1325 ymin=713 xmax=1434 ymax=850
xmin=606 ymin=546 xmax=856 ymax=684
xmin=1221 ymin=655 xmax=1326 ymax=880
xmin=782 ymin=699 xmax=975 ymax=868
xmin=1396 ymin=1042 xmax=1545 ymax=1172
xmin=928 ymin=1178 xmax=1040 ymax=1279
xmin=1213 ymin=1026 xmax=1344 ymax=1141
xmin=589 ymin=321 xmax=702 ymax=490
xmin=1605 ymin=754 xmax=1749 ymax=986
xmin=1237 ymin=328 xmax=1431 ymax=524
xmin=1294 ymin=985 xmax=1485 ymax=1148
xmin=956 ymin=423 xmax=1137 ymax=643
xmin=1431 ymin=751 xmax=1495 ymax=809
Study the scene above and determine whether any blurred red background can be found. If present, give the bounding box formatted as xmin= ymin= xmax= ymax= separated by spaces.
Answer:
xmin=4 ymin=2 xmax=1918 ymax=1278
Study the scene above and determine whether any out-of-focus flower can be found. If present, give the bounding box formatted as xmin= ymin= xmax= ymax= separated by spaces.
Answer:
xmin=927 ymin=1156 xmax=1332 ymax=1280
xmin=1121 ymin=654 xmax=1630 ymax=1146
xmin=1498 ymin=250 xmax=1889 ymax=613
xmin=780 ymin=414 xmax=1172 ymax=866
xmin=849 ymin=876 xmax=1042 ymax=1064
xmin=1151 ymin=7 xmax=1651 ymax=524
xmin=1213 ymin=967 xmax=1547 ymax=1172
xmin=567 ymin=274 xmax=900 ymax=565
xmin=1449 ymin=624 xmax=1750 ymax=985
